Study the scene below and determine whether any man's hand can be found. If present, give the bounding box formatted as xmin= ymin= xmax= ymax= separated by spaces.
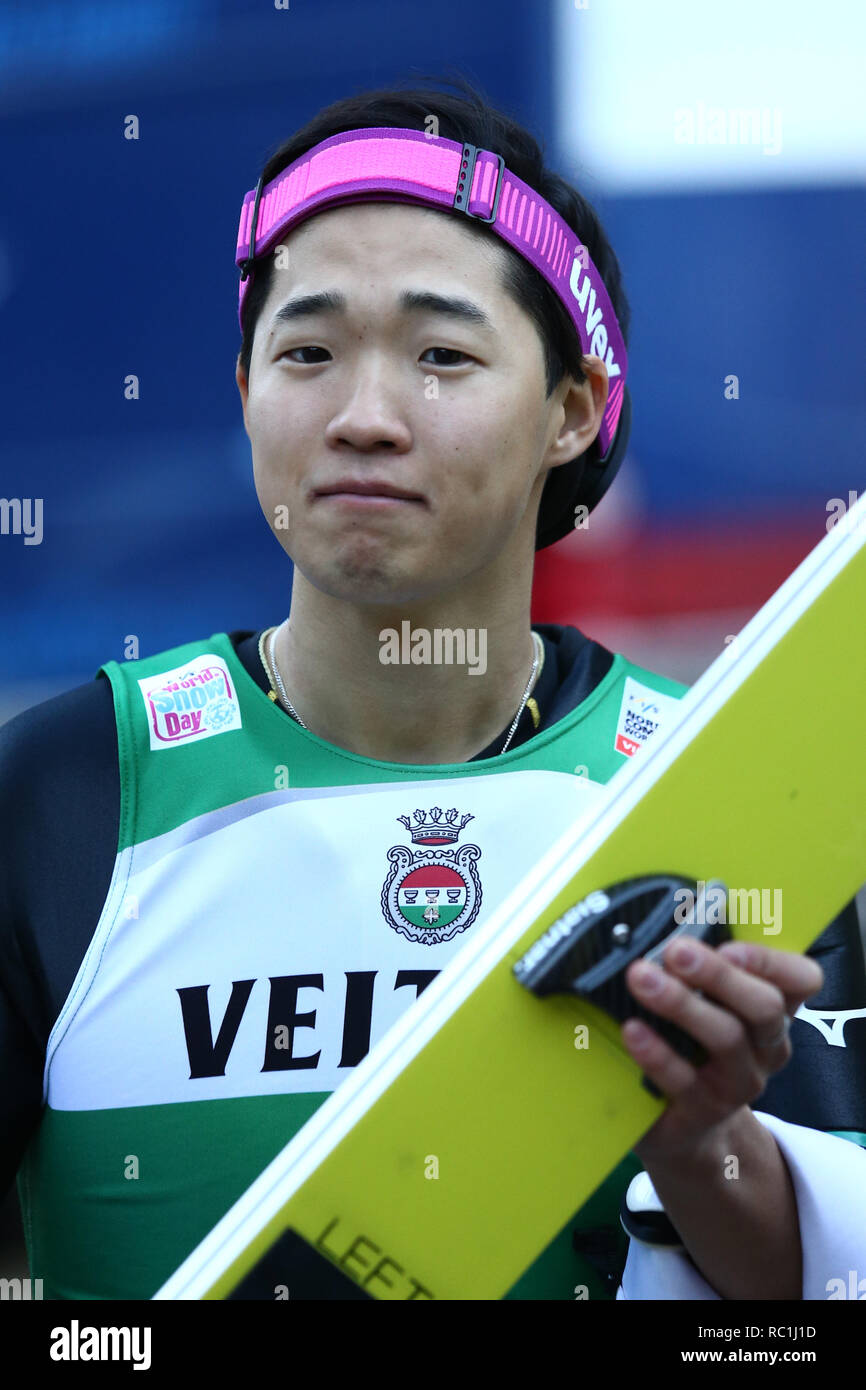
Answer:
xmin=616 ymin=939 xmax=825 ymax=1298
xmin=621 ymin=938 xmax=824 ymax=1163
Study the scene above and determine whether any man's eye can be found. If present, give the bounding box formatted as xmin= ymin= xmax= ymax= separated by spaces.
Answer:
xmin=421 ymin=347 xmax=471 ymax=366
xmin=280 ymin=346 xmax=331 ymax=364
xmin=279 ymin=346 xmax=471 ymax=366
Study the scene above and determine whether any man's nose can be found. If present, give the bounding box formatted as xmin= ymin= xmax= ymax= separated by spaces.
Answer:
xmin=324 ymin=360 xmax=414 ymax=451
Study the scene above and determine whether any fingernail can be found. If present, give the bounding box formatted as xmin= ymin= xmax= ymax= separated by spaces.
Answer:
xmin=670 ymin=943 xmax=697 ymax=971
xmin=634 ymin=963 xmax=663 ymax=993
xmin=724 ymin=943 xmax=752 ymax=967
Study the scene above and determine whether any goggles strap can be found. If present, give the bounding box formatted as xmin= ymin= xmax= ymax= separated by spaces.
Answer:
xmin=235 ymin=127 xmax=627 ymax=455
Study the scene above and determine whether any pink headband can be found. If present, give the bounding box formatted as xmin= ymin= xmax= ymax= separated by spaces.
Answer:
xmin=235 ymin=127 xmax=627 ymax=455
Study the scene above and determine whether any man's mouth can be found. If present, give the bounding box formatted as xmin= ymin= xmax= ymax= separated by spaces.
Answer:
xmin=313 ymin=478 xmax=425 ymax=505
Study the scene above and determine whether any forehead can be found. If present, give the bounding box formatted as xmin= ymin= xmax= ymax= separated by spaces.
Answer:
xmin=259 ymin=200 xmax=511 ymax=308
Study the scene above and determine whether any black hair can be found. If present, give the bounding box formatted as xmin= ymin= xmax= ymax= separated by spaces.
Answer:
xmin=236 ymin=74 xmax=630 ymax=531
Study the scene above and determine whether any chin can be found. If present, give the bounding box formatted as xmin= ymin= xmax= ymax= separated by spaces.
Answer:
xmin=295 ymin=546 xmax=402 ymax=600
xmin=296 ymin=545 xmax=443 ymax=606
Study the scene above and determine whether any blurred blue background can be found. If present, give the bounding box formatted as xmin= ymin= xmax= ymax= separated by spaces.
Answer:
xmin=0 ymin=0 xmax=864 ymax=709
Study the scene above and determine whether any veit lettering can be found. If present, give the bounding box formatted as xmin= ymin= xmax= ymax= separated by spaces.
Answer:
xmin=177 ymin=969 xmax=440 ymax=1079
xmin=316 ymin=1218 xmax=434 ymax=1299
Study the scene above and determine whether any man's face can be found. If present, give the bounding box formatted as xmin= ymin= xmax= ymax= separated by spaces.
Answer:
xmin=237 ymin=201 xmax=585 ymax=605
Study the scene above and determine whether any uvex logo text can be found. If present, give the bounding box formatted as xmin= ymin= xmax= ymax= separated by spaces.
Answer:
xmin=569 ymin=258 xmax=621 ymax=378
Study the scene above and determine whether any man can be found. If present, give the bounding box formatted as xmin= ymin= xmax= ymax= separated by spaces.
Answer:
xmin=2 ymin=80 xmax=865 ymax=1301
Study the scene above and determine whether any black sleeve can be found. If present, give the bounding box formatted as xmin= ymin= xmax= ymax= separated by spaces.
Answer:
xmin=0 ymin=635 xmax=266 ymax=1202
xmin=0 ymin=674 xmax=120 ymax=1198
xmin=753 ymin=896 xmax=866 ymax=1136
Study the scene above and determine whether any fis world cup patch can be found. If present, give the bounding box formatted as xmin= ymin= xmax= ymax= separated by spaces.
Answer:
xmin=139 ymin=655 xmax=243 ymax=750
xmin=614 ymin=677 xmax=680 ymax=758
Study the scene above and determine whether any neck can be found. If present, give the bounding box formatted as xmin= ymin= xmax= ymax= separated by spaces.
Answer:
xmin=271 ymin=571 xmax=539 ymax=765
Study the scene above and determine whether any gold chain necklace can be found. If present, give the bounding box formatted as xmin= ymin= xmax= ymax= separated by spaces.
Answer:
xmin=258 ymin=625 xmax=544 ymax=753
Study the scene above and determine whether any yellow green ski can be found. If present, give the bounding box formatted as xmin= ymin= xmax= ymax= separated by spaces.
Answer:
xmin=155 ymin=497 xmax=866 ymax=1301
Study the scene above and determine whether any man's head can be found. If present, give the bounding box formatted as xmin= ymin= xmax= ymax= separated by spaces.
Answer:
xmin=235 ymin=79 xmax=630 ymax=605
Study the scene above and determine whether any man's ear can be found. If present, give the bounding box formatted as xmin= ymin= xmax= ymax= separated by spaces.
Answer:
xmin=545 ymin=357 xmax=609 ymax=471
xmin=235 ymin=355 xmax=250 ymax=435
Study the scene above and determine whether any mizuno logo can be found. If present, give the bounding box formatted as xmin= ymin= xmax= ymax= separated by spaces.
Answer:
xmin=794 ymin=1004 xmax=866 ymax=1047
xmin=569 ymin=257 xmax=621 ymax=378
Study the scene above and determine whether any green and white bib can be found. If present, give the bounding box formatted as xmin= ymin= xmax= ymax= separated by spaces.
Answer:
xmin=18 ymin=631 xmax=687 ymax=1300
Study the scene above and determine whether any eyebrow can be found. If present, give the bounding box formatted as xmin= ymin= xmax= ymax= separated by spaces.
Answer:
xmin=268 ymin=289 xmax=495 ymax=334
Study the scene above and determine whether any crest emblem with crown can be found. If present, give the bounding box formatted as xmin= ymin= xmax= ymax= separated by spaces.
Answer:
xmin=381 ymin=806 xmax=482 ymax=945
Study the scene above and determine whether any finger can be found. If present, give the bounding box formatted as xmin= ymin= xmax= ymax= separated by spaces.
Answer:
xmin=661 ymin=939 xmax=789 ymax=1040
xmin=661 ymin=940 xmax=795 ymax=1062
xmin=716 ymin=940 xmax=824 ymax=1016
xmin=750 ymin=1012 xmax=793 ymax=1054
xmin=621 ymin=1016 xmax=697 ymax=1099
xmin=626 ymin=959 xmax=776 ymax=1101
